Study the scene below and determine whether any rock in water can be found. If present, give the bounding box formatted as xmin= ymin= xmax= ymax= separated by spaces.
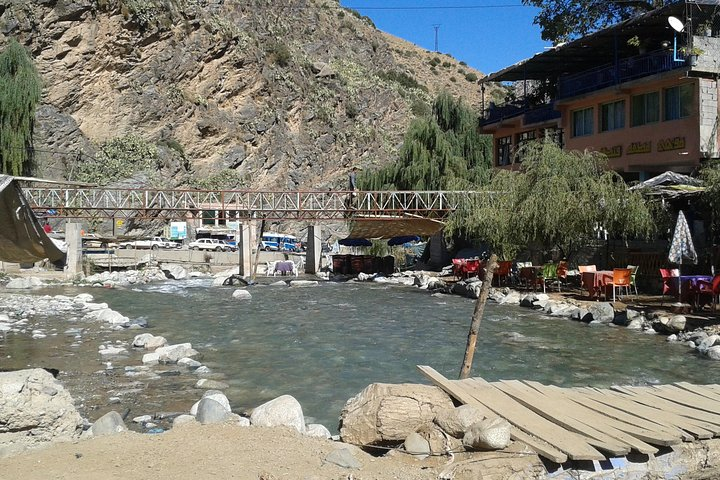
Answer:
xmin=250 ymin=395 xmax=305 ymax=432
xmin=91 ymin=411 xmax=128 ymax=437
xmin=463 ymin=417 xmax=511 ymax=450
xmin=0 ymin=369 xmax=83 ymax=457
xmin=196 ymin=398 xmax=229 ymax=424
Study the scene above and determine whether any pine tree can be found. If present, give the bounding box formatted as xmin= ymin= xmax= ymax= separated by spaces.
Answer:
xmin=0 ymin=39 xmax=42 ymax=176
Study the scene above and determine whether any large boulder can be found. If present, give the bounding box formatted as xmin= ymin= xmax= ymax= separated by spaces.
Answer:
xmin=339 ymin=383 xmax=454 ymax=446
xmin=0 ymin=369 xmax=83 ymax=457
xmin=90 ymin=411 xmax=127 ymax=436
xmin=250 ymin=395 xmax=305 ymax=432
xmin=5 ymin=277 xmax=43 ymax=289
xmin=162 ymin=263 xmax=188 ymax=280
xmin=434 ymin=404 xmax=486 ymax=438
xmin=587 ymin=302 xmax=615 ymax=323
xmin=195 ymin=398 xmax=229 ymax=425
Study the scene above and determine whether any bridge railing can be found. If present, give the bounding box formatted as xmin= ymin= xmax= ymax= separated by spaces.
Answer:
xmin=23 ymin=187 xmax=478 ymax=220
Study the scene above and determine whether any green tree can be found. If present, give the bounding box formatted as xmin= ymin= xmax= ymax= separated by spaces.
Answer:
xmin=446 ymin=140 xmax=655 ymax=260
xmin=77 ymin=135 xmax=159 ymax=185
xmin=0 ymin=39 xmax=42 ymax=176
xmin=700 ymin=159 xmax=720 ymax=238
xmin=360 ymin=92 xmax=492 ymax=190
xmin=522 ymin=0 xmax=663 ymax=43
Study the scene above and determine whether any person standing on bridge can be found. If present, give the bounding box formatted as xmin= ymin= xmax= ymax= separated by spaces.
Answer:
xmin=348 ymin=167 xmax=358 ymax=195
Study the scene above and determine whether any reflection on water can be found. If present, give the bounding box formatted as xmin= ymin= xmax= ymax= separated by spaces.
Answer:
xmin=2 ymin=279 xmax=719 ymax=432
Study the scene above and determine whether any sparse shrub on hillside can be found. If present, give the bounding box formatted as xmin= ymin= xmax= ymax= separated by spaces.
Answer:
xmin=345 ymin=103 xmax=359 ymax=119
xmin=378 ymin=70 xmax=428 ymax=92
xmin=465 ymin=72 xmax=478 ymax=82
xmin=77 ymin=135 xmax=160 ymax=185
xmin=430 ymin=67 xmax=438 ymax=75
xmin=190 ymin=169 xmax=245 ymax=190
xmin=411 ymin=99 xmax=431 ymax=117
xmin=267 ymin=41 xmax=291 ymax=67
xmin=337 ymin=10 xmax=345 ymax=18
xmin=428 ymin=57 xmax=440 ymax=67
xmin=458 ymin=68 xmax=466 ymax=75
xmin=450 ymin=77 xmax=457 ymax=83
xmin=442 ymin=61 xmax=452 ymax=68
xmin=340 ymin=19 xmax=356 ymax=32
xmin=120 ymin=0 xmax=163 ymax=28
xmin=459 ymin=61 xmax=467 ymax=66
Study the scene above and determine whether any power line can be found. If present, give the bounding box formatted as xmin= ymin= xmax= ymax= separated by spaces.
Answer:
xmin=343 ymin=3 xmax=525 ymax=10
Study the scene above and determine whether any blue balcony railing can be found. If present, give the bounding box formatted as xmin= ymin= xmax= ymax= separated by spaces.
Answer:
xmin=481 ymin=100 xmax=560 ymax=126
xmin=558 ymin=50 xmax=685 ymax=99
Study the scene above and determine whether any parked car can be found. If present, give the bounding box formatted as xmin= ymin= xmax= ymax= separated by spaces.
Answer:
xmin=188 ymin=238 xmax=234 ymax=251
xmin=117 ymin=237 xmax=178 ymax=250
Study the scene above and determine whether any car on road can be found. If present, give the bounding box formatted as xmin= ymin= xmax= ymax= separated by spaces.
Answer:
xmin=188 ymin=238 xmax=234 ymax=252
xmin=117 ymin=237 xmax=179 ymax=250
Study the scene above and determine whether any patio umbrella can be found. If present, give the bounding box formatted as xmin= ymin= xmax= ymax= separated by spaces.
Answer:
xmin=668 ymin=210 xmax=698 ymax=302
xmin=338 ymin=237 xmax=372 ymax=247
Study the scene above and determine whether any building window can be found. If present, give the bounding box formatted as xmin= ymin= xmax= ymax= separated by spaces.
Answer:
xmin=542 ymin=127 xmax=564 ymax=148
xmin=601 ymin=100 xmax=625 ymax=132
xmin=515 ymin=130 xmax=535 ymax=163
xmin=572 ymin=107 xmax=594 ymax=137
xmin=496 ymin=136 xmax=512 ymax=166
xmin=631 ymin=92 xmax=659 ymax=127
xmin=664 ymin=84 xmax=693 ymax=121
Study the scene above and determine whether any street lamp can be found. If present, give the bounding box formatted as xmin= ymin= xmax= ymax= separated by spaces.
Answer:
xmin=668 ymin=15 xmax=685 ymax=62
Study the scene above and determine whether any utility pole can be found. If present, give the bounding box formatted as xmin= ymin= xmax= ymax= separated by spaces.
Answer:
xmin=432 ymin=24 xmax=441 ymax=52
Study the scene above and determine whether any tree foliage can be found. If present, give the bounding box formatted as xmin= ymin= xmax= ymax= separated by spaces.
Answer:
xmin=360 ymin=92 xmax=492 ymax=190
xmin=0 ymin=39 xmax=42 ymax=176
xmin=522 ymin=0 xmax=662 ymax=43
xmin=700 ymin=159 xmax=720 ymax=237
xmin=445 ymin=140 xmax=655 ymax=260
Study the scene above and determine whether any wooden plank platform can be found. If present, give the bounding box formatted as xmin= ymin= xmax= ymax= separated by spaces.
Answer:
xmin=417 ymin=366 xmax=720 ymax=463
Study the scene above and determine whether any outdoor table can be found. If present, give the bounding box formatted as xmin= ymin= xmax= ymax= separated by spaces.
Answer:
xmin=669 ymin=275 xmax=713 ymax=303
xmin=519 ymin=266 xmax=543 ymax=290
xmin=582 ymin=270 xmax=614 ymax=299
xmin=274 ymin=261 xmax=295 ymax=275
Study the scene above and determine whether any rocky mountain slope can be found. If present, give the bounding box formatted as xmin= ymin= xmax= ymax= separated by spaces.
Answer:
xmin=0 ymin=0 xmax=490 ymax=191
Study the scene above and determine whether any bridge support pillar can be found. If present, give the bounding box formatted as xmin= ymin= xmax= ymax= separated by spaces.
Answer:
xmin=306 ymin=224 xmax=322 ymax=274
xmin=65 ymin=222 xmax=83 ymax=277
xmin=236 ymin=222 xmax=253 ymax=277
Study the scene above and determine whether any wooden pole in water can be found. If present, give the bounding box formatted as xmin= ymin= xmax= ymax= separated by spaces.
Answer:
xmin=459 ymin=253 xmax=497 ymax=379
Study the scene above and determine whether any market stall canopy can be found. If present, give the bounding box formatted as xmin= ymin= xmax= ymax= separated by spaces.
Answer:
xmin=347 ymin=215 xmax=445 ymax=240
xmin=0 ymin=175 xmax=66 ymax=264
xmin=338 ymin=238 xmax=372 ymax=247
xmin=629 ymin=171 xmax=705 ymax=198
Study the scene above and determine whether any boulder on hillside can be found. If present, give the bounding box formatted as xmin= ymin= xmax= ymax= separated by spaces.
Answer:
xmin=339 ymin=383 xmax=454 ymax=446
xmin=0 ymin=369 xmax=83 ymax=457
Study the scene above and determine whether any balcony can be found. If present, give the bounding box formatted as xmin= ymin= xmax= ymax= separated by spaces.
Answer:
xmin=557 ymin=50 xmax=685 ymax=99
xmin=481 ymin=100 xmax=561 ymax=127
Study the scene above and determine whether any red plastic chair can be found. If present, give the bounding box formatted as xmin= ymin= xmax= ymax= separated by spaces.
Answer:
xmin=659 ymin=268 xmax=680 ymax=305
xmin=452 ymin=259 xmax=465 ymax=280
xmin=494 ymin=261 xmax=512 ymax=286
xmin=693 ymin=274 xmax=720 ymax=311
xmin=611 ymin=268 xmax=632 ymax=302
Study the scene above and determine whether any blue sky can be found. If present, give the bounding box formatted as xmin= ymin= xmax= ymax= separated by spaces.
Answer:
xmin=341 ymin=1 xmax=551 ymax=75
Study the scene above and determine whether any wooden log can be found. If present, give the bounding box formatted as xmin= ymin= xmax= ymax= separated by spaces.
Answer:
xmin=459 ymin=254 xmax=497 ymax=379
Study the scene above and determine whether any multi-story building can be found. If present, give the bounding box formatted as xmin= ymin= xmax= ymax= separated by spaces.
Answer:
xmin=479 ymin=0 xmax=720 ymax=182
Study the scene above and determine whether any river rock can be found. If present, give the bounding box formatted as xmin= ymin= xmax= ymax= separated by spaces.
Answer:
xmin=196 ymin=398 xmax=229 ymax=424
xmin=305 ymin=423 xmax=332 ymax=438
xmin=698 ymin=334 xmax=720 ymax=353
xmin=498 ymin=290 xmax=522 ymax=305
xmin=156 ymin=343 xmax=199 ymax=363
xmin=666 ymin=315 xmax=687 ymax=333
xmin=250 ymin=394 xmax=305 ymax=432
xmin=706 ymin=346 xmax=720 ymax=361
xmin=357 ymin=272 xmax=375 ymax=282
xmin=90 ymin=411 xmax=127 ymax=437
xmin=324 ymin=447 xmax=362 ymax=469
xmin=5 ymin=277 xmax=43 ymax=289
xmin=178 ymin=357 xmax=202 ymax=369
xmin=463 ymin=417 xmax=512 ymax=450
xmin=99 ymin=345 xmax=127 ymax=356
xmin=173 ymin=414 xmax=198 ymax=427
xmin=162 ymin=263 xmax=188 ymax=280
xmin=191 ymin=391 xmax=231 ymax=416
xmin=142 ymin=352 xmax=160 ymax=365
xmin=587 ymin=302 xmax=615 ymax=323
xmin=0 ymin=369 xmax=83 ymax=457
xmin=132 ymin=333 xmax=154 ymax=347
xmin=195 ymin=378 xmax=229 ymax=390
xmin=404 ymin=432 xmax=431 ymax=458
xmin=86 ymin=308 xmax=130 ymax=326
xmin=289 ymin=280 xmax=318 ymax=287
xmin=434 ymin=404 xmax=486 ymax=438
xmin=232 ymin=289 xmax=252 ymax=300
xmin=133 ymin=415 xmax=152 ymax=424
xmin=339 ymin=383 xmax=454 ymax=446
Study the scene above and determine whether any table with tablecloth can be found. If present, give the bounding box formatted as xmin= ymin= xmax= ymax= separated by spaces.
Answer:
xmin=519 ymin=266 xmax=543 ymax=290
xmin=582 ymin=270 xmax=614 ymax=299
xmin=668 ymin=275 xmax=713 ymax=303
xmin=452 ymin=258 xmax=484 ymax=280
xmin=274 ymin=261 xmax=295 ymax=275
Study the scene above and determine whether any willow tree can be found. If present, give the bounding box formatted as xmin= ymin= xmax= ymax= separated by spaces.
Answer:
xmin=0 ymin=39 xmax=42 ymax=176
xmin=360 ymin=92 xmax=492 ymax=191
xmin=700 ymin=159 xmax=720 ymax=239
xmin=446 ymin=140 xmax=655 ymax=260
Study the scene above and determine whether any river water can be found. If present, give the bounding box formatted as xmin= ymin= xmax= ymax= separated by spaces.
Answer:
xmin=3 ymin=278 xmax=720 ymax=432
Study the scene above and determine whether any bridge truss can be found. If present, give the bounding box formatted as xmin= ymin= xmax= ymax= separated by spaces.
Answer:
xmin=22 ymin=187 xmax=475 ymax=221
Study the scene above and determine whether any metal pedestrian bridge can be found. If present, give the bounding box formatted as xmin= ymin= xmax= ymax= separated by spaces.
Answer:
xmin=22 ymin=186 xmax=478 ymax=221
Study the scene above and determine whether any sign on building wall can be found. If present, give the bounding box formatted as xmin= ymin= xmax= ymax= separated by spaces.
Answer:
xmin=627 ymin=142 xmax=652 ymax=155
xmin=657 ymin=136 xmax=686 ymax=152
xmin=170 ymin=222 xmax=188 ymax=240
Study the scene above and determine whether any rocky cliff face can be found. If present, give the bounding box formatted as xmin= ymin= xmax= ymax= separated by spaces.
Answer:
xmin=0 ymin=0 xmax=488 ymax=191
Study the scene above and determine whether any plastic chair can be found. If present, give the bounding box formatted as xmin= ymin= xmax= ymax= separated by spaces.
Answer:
xmin=494 ymin=261 xmax=512 ymax=286
xmin=578 ymin=265 xmax=597 ymax=290
xmin=659 ymin=268 xmax=680 ymax=305
xmin=542 ymin=262 xmax=559 ymax=293
xmin=692 ymin=274 xmax=720 ymax=311
xmin=611 ymin=268 xmax=632 ymax=302
xmin=452 ymin=259 xmax=465 ymax=280
xmin=557 ymin=261 xmax=569 ymax=290
xmin=626 ymin=265 xmax=639 ymax=296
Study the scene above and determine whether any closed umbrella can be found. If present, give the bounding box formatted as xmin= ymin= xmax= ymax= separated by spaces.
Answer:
xmin=668 ymin=210 xmax=697 ymax=302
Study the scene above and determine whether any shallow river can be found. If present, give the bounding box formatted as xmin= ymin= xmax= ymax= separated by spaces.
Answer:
xmin=3 ymin=279 xmax=720 ymax=432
